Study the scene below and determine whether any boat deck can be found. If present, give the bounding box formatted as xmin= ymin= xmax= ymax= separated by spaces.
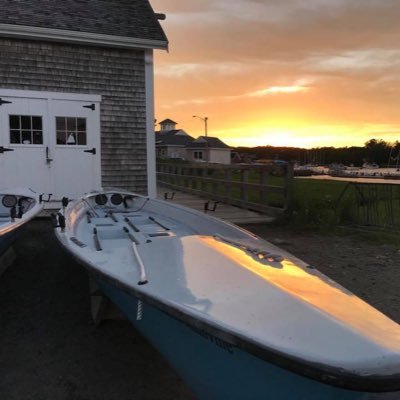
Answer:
xmin=38 ymin=186 xmax=275 ymax=225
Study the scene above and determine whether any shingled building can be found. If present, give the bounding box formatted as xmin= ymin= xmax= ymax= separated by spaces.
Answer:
xmin=0 ymin=0 xmax=167 ymax=199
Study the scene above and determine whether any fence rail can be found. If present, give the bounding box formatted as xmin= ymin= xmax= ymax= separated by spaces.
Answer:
xmin=156 ymin=162 xmax=294 ymax=215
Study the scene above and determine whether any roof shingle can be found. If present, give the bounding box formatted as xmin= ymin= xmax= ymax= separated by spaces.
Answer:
xmin=0 ymin=0 xmax=167 ymax=43
xmin=186 ymin=136 xmax=230 ymax=149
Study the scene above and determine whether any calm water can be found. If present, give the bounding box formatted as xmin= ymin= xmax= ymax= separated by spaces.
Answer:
xmin=296 ymin=167 xmax=400 ymax=185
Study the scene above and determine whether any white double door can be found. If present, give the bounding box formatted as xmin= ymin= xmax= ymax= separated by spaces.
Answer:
xmin=0 ymin=92 xmax=101 ymax=199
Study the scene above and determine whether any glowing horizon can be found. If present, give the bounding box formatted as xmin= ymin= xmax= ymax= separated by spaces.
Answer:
xmin=151 ymin=0 xmax=400 ymax=149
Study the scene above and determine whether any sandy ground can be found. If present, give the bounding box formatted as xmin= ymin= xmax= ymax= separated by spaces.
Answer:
xmin=1 ymin=219 xmax=400 ymax=399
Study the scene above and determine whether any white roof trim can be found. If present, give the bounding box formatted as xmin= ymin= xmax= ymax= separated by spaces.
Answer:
xmin=0 ymin=88 xmax=101 ymax=102
xmin=0 ymin=23 xmax=168 ymax=50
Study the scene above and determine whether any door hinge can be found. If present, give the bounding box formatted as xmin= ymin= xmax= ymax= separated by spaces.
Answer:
xmin=83 ymin=103 xmax=95 ymax=111
xmin=0 ymin=98 xmax=12 ymax=106
xmin=0 ymin=146 xmax=14 ymax=153
xmin=84 ymin=148 xmax=96 ymax=155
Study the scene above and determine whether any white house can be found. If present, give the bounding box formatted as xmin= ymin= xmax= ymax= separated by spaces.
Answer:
xmin=155 ymin=119 xmax=195 ymax=160
xmin=186 ymin=137 xmax=232 ymax=164
xmin=156 ymin=119 xmax=232 ymax=164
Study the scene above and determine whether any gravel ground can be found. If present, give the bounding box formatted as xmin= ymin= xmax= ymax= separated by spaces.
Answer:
xmin=1 ymin=219 xmax=399 ymax=399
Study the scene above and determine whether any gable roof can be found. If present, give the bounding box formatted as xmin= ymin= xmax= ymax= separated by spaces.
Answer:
xmin=156 ymin=130 xmax=195 ymax=146
xmin=0 ymin=0 xmax=168 ymax=49
xmin=186 ymin=136 xmax=231 ymax=149
xmin=159 ymin=118 xmax=177 ymax=125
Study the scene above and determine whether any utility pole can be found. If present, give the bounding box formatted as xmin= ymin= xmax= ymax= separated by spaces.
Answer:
xmin=192 ymin=115 xmax=208 ymax=137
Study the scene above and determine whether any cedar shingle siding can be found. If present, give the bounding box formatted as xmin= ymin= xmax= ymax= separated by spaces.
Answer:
xmin=0 ymin=38 xmax=148 ymax=192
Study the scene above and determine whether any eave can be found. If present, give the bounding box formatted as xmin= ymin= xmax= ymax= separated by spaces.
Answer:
xmin=0 ymin=23 xmax=168 ymax=50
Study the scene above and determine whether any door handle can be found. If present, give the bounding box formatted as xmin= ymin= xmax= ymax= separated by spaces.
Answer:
xmin=84 ymin=148 xmax=96 ymax=155
xmin=0 ymin=146 xmax=14 ymax=154
xmin=46 ymin=146 xmax=53 ymax=164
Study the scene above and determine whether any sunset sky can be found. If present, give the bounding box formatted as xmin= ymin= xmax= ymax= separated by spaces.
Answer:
xmin=151 ymin=0 xmax=400 ymax=148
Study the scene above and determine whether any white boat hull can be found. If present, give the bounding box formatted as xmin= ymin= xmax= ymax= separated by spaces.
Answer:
xmin=0 ymin=188 xmax=43 ymax=254
xmin=54 ymin=189 xmax=400 ymax=398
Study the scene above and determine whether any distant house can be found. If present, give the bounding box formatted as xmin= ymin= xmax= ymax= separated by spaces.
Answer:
xmin=156 ymin=119 xmax=231 ymax=164
xmin=0 ymin=0 xmax=168 ymax=199
xmin=155 ymin=119 xmax=195 ymax=159
xmin=186 ymin=136 xmax=232 ymax=164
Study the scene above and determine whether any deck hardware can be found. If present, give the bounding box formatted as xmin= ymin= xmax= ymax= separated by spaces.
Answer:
xmin=122 ymin=195 xmax=134 ymax=208
xmin=214 ymin=234 xmax=285 ymax=264
xmin=10 ymin=206 xmax=16 ymax=221
xmin=131 ymin=242 xmax=148 ymax=285
xmin=83 ymin=103 xmax=95 ymax=111
xmin=62 ymin=197 xmax=69 ymax=208
xmin=58 ymin=214 xmax=66 ymax=231
xmin=0 ymin=98 xmax=12 ymax=105
xmin=50 ymin=213 xmax=65 ymax=231
xmin=136 ymin=300 xmax=144 ymax=320
xmin=164 ymin=192 xmax=175 ymax=200
xmin=123 ymin=226 xmax=140 ymax=245
xmin=70 ymin=237 xmax=86 ymax=248
xmin=110 ymin=193 xmax=123 ymax=205
xmin=124 ymin=217 xmax=140 ymax=232
xmin=17 ymin=205 xmax=24 ymax=218
xmin=94 ymin=194 xmax=107 ymax=206
xmin=148 ymin=232 xmax=170 ymax=237
xmin=93 ymin=228 xmax=102 ymax=251
xmin=148 ymin=216 xmax=170 ymax=231
xmin=86 ymin=212 xmax=92 ymax=224
xmin=204 ymin=201 xmax=219 ymax=213
xmin=107 ymin=212 xmax=118 ymax=223
xmin=0 ymin=146 xmax=14 ymax=154
xmin=2 ymin=195 xmax=17 ymax=208
xmin=39 ymin=193 xmax=53 ymax=204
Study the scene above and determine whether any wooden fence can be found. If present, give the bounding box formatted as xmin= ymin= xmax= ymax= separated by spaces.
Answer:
xmin=156 ymin=162 xmax=294 ymax=215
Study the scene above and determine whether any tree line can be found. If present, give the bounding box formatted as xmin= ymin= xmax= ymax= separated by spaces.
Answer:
xmin=236 ymin=139 xmax=400 ymax=167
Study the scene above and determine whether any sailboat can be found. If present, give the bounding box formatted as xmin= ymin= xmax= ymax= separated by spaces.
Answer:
xmin=54 ymin=188 xmax=400 ymax=400
xmin=0 ymin=187 xmax=43 ymax=254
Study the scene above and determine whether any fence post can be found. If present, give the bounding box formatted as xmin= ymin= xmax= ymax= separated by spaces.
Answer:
xmin=284 ymin=162 xmax=294 ymax=212
xmin=224 ymin=168 xmax=232 ymax=201
xmin=240 ymin=169 xmax=249 ymax=207
xmin=260 ymin=168 xmax=268 ymax=205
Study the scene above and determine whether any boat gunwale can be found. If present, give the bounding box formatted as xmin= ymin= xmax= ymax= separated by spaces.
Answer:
xmin=54 ymin=218 xmax=400 ymax=394
xmin=0 ymin=189 xmax=43 ymax=237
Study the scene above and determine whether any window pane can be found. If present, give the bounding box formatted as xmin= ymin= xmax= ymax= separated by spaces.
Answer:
xmin=56 ymin=117 xmax=66 ymax=131
xmin=77 ymin=118 xmax=86 ymax=131
xmin=21 ymin=116 xmax=31 ymax=130
xmin=66 ymin=117 xmax=76 ymax=131
xmin=56 ymin=117 xmax=87 ymax=146
xmin=21 ymin=131 xmax=32 ymax=144
xmin=9 ymin=115 xmax=20 ymax=129
xmin=77 ymin=132 xmax=87 ymax=145
xmin=10 ymin=130 xmax=20 ymax=144
xmin=66 ymin=132 xmax=76 ymax=145
xmin=57 ymin=131 xmax=66 ymax=145
xmin=32 ymin=131 xmax=43 ymax=144
xmin=9 ymin=115 xmax=43 ymax=145
xmin=32 ymin=116 xmax=42 ymax=130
